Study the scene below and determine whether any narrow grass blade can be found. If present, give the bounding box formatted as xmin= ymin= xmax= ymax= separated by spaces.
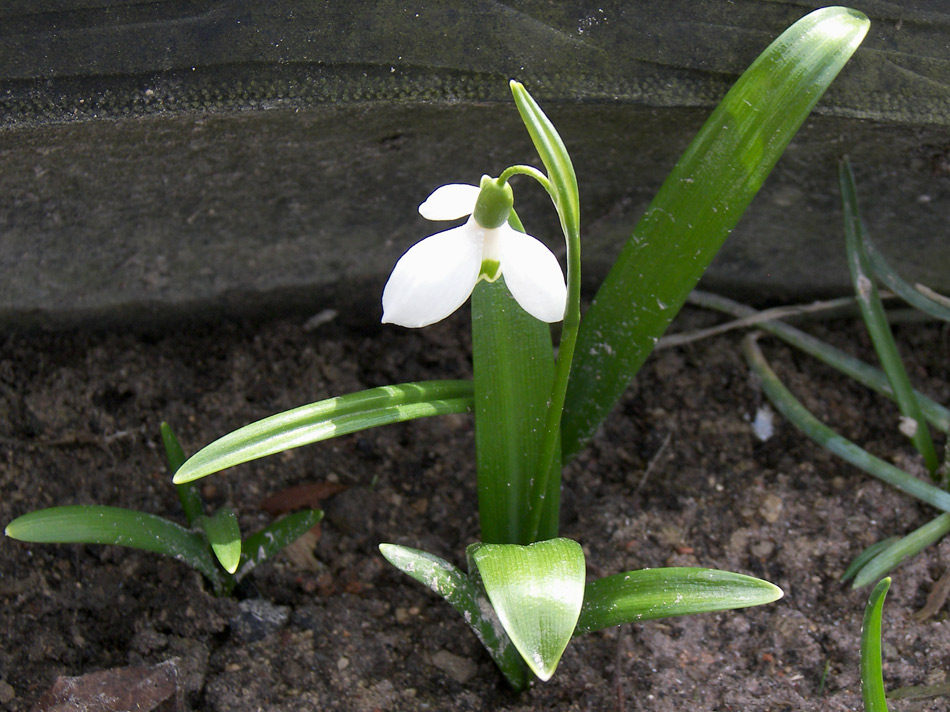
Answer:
xmin=196 ymin=508 xmax=241 ymax=575
xmin=852 ymin=514 xmax=950 ymax=589
xmin=238 ymin=509 xmax=323 ymax=580
xmin=562 ymin=7 xmax=869 ymax=460
xmin=5 ymin=505 xmax=226 ymax=591
xmin=472 ymin=278 xmax=556 ymax=544
xmin=841 ymin=537 xmax=900 ymax=583
xmin=162 ymin=422 xmax=203 ymax=525
xmin=866 ymin=240 xmax=950 ymax=322
xmin=840 ymin=159 xmax=938 ymax=473
xmin=174 ymin=380 xmax=473 ymax=483
xmin=575 ymin=567 xmax=782 ymax=635
xmin=861 ymin=577 xmax=891 ymax=712
xmin=379 ymin=543 xmax=528 ymax=689
xmin=743 ymin=334 xmax=950 ymax=512
xmin=470 ymin=538 xmax=585 ymax=681
xmin=689 ymin=291 xmax=950 ymax=433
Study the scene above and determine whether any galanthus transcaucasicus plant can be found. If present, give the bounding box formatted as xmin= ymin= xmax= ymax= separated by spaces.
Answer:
xmin=6 ymin=6 xmax=867 ymax=689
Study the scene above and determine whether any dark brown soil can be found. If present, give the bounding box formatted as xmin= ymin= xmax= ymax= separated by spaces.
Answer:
xmin=2 ymin=308 xmax=949 ymax=711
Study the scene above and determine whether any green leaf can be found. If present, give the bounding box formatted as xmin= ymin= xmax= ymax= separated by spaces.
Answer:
xmin=470 ymin=538 xmax=585 ymax=681
xmin=472 ymin=278 xmax=556 ymax=544
xmin=239 ymin=509 xmax=323 ymax=580
xmin=742 ymin=334 xmax=950 ymax=513
xmin=509 ymin=80 xmax=579 ymax=241
xmin=841 ymin=537 xmax=900 ymax=584
xmin=379 ymin=543 xmax=528 ymax=689
xmin=5 ymin=505 xmax=228 ymax=592
xmin=861 ymin=577 xmax=891 ymax=712
xmin=840 ymin=159 xmax=938 ymax=474
xmin=562 ymin=7 xmax=870 ymax=460
xmin=690 ymin=291 xmax=950 ymax=434
xmin=162 ymin=421 xmax=203 ymax=526
xmin=575 ymin=567 xmax=782 ymax=635
xmin=196 ymin=507 xmax=242 ymax=574
xmin=174 ymin=380 xmax=473 ymax=483
xmin=852 ymin=514 xmax=950 ymax=589
xmin=865 ymin=237 xmax=950 ymax=322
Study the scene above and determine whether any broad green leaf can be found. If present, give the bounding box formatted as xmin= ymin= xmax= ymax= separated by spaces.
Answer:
xmin=562 ymin=7 xmax=870 ymax=460
xmin=472 ymin=278 xmax=556 ymax=544
xmin=840 ymin=159 xmax=938 ymax=474
xmin=196 ymin=507 xmax=242 ymax=574
xmin=5 ymin=505 xmax=227 ymax=592
xmin=162 ymin=421 xmax=203 ymax=525
xmin=379 ymin=543 xmax=528 ymax=689
xmin=470 ymin=538 xmax=585 ymax=681
xmin=238 ymin=509 xmax=323 ymax=580
xmin=861 ymin=577 xmax=891 ymax=712
xmin=575 ymin=567 xmax=782 ymax=635
xmin=174 ymin=380 xmax=473 ymax=483
xmin=743 ymin=334 xmax=950 ymax=513
xmin=841 ymin=537 xmax=900 ymax=584
xmin=852 ymin=514 xmax=950 ymax=589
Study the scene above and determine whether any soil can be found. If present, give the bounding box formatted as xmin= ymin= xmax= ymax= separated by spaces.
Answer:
xmin=2 ymin=307 xmax=949 ymax=712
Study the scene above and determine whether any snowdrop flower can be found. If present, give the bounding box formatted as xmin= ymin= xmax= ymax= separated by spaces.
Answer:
xmin=382 ymin=176 xmax=566 ymax=328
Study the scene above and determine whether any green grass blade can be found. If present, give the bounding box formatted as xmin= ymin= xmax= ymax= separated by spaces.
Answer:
xmin=5 ymin=505 xmax=226 ymax=589
xmin=238 ymin=509 xmax=323 ymax=580
xmin=196 ymin=508 xmax=241 ymax=575
xmin=841 ymin=537 xmax=900 ymax=583
xmin=472 ymin=278 xmax=556 ymax=544
xmin=743 ymin=334 xmax=950 ymax=512
xmin=865 ymin=239 xmax=950 ymax=322
xmin=689 ymin=291 xmax=950 ymax=433
xmin=861 ymin=577 xmax=891 ymax=712
xmin=840 ymin=159 xmax=938 ymax=474
xmin=575 ymin=567 xmax=782 ymax=635
xmin=562 ymin=7 xmax=869 ymax=460
xmin=162 ymin=422 xmax=204 ymax=525
xmin=379 ymin=543 xmax=528 ymax=689
xmin=174 ymin=380 xmax=473 ymax=483
xmin=852 ymin=514 xmax=950 ymax=589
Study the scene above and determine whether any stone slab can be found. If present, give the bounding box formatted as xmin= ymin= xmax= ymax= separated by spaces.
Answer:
xmin=1 ymin=1 xmax=948 ymax=329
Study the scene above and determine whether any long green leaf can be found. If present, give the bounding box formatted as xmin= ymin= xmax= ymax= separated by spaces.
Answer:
xmin=743 ymin=334 xmax=950 ymax=513
xmin=472 ymin=278 xmax=556 ymax=544
xmin=689 ymin=291 xmax=950 ymax=433
xmin=840 ymin=159 xmax=938 ymax=473
xmin=575 ymin=567 xmax=783 ymax=635
xmin=379 ymin=543 xmax=528 ymax=689
xmin=174 ymin=380 xmax=473 ymax=483
xmin=852 ymin=514 xmax=950 ymax=589
xmin=5 ymin=505 xmax=226 ymax=591
xmin=861 ymin=577 xmax=891 ymax=712
xmin=238 ymin=509 xmax=323 ymax=580
xmin=562 ymin=7 xmax=870 ymax=460
xmin=470 ymin=538 xmax=585 ymax=681
xmin=841 ymin=537 xmax=900 ymax=584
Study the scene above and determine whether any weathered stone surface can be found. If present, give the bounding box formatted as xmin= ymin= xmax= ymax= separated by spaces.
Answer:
xmin=1 ymin=2 xmax=948 ymax=328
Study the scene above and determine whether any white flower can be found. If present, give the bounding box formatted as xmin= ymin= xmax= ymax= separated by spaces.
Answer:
xmin=382 ymin=181 xmax=567 ymax=328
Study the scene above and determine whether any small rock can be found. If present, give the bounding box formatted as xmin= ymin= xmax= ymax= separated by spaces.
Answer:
xmin=229 ymin=598 xmax=290 ymax=643
xmin=31 ymin=661 xmax=182 ymax=712
xmin=429 ymin=649 xmax=477 ymax=684
xmin=0 ymin=680 xmax=14 ymax=704
xmin=759 ymin=493 xmax=783 ymax=523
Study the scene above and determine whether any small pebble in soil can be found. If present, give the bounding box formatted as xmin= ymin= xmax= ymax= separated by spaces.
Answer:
xmin=229 ymin=599 xmax=290 ymax=643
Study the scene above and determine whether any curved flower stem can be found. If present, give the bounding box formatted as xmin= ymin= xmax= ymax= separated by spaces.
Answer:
xmin=499 ymin=165 xmax=553 ymax=198
xmin=524 ymin=200 xmax=582 ymax=543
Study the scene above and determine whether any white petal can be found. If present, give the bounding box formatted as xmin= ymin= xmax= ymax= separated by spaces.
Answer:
xmin=382 ymin=222 xmax=483 ymax=328
xmin=418 ymin=184 xmax=480 ymax=221
xmin=498 ymin=227 xmax=567 ymax=323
